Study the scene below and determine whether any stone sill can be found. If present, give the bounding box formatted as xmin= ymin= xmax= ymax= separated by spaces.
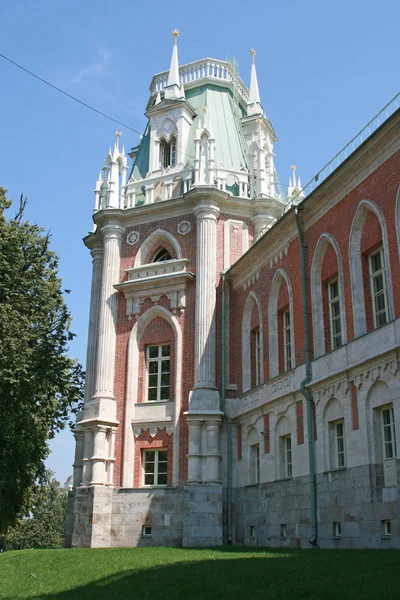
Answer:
xmin=323 ymin=467 xmax=347 ymax=475
xmin=117 ymin=486 xmax=178 ymax=493
xmin=333 ymin=536 xmax=342 ymax=540
xmin=134 ymin=400 xmax=173 ymax=406
xmin=381 ymin=535 xmax=392 ymax=540
xmin=274 ymin=477 xmax=293 ymax=483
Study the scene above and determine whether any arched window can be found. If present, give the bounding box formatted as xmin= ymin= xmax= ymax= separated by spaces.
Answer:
xmin=152 ymin=248 xmax=172 ymax=263
xmin=322 ymin=398 xmax=346 ymax=472
xmin=242 ymin=292 xmax=263 ymax=393
xmin=268 ymin=269 xmax=295 ymax=378
xmin=311 ymin=234 xmax=346 ymax=358
xmin=275 ymin=416 xmax=292 ymax=479
xmin=366 ymin=381 xmax=397 ymax=488
xmin=349 ymin=200 xmax=393 ymax=337
xmin=159 ymin=136 xmax=177 ymax=169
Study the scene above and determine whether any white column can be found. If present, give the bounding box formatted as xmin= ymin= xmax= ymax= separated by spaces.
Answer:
xmin=92 ymin=222 xmax=124 ymax=405
xmin=257 ymin=147 xmax=267 ymax=196
xmin=203 ymin=419 xmax=221 ymax=483
xmin=84 ymin=246 xmax=103 ymax=405
xmin=91 ymin=427 xmax=108 ymax=485
xmin=72 ymin=426 xmax=84 ymax=488
xmin=194 ymin=139 xmax=200 ymax=184
xmin=81 ymin=430 xmax=93 ymax=485
xmin=187 ymin=419 xmax=202 ymax=483
xmin=193 ymin=203 xmax=219 ymax=391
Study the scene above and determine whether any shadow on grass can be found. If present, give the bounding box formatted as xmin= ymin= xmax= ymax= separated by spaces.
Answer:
xmin=27 ymin=548 xmax=400 ymax=600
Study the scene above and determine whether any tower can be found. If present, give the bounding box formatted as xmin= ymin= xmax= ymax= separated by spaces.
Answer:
xmin=68 ymin=35 xmax=291 ymax=548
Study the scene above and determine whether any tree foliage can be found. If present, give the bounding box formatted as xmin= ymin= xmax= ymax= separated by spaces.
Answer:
xmin=0 ymin=470 xmax=68 ymax=550
xmin=0 ymin=187 xmax=84 ymax=532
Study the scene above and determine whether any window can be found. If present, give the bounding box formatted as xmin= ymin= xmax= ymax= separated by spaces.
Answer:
xmin=152 ymin=248 xmax=172 ymax=262
xmin=159 ymin=136 xmax=177 ymax=168
xmin=142 ymin=525 xmax=152 ymax=537
xmin=280 ymin=524 xmax=287 ymax=539
xmin=250 ymin=443 xmax=260 ymax=484
xmin=333 ymin=522 xmax=341 ymax=538
xmin=283 ymin=310 xmax=292 ymax=371
xmin=381 ymin=407 xmax=397 ymax=460
xmin=381 ymin=519 xmax=391 ymax=538
xmin=143 ymin=449 xmax=168 ymax=486
xmin=253 ymin=328 xmax=261 ymax=387
xmin=249 ymin=525 xmax=255 ymax=539
xmin=328 ymin=279 xmax=342 ymax=349
xmin=335 ymin=420 xmax=346 ymax=468
xmin=146 ymin=344 xmax=170 ymax=401
xmin=369 ymin=248 xmax=389 ymax=328
xmin=284 ymin=436 xmax=292 ymax=478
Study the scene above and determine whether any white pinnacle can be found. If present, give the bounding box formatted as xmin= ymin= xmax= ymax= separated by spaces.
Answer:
xmin=167 ymin=32 xmax=180 ymax=87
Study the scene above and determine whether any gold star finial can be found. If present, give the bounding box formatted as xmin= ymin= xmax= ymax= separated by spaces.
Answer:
xmin=290 ymin=164 xmax=296 ymax=172
xmin=250 ymin=48 xmax=256 ymax=63
xmin=116 ymin=131 xmax=122 ymax=138
xmin=172 ymin=29 xmax=180 ymax=44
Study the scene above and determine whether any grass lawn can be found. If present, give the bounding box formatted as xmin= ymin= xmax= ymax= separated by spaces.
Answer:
xmin=0 ymin=546 xmax=399 ymax=600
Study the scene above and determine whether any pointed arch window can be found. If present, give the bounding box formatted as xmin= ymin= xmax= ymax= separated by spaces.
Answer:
xmin=159 ymin=136 xmax=177 ymax=168
xmin=152 ymin=248 xmax=172 ymax=263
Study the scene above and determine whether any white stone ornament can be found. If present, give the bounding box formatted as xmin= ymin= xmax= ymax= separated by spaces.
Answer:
xmin=178 ymin=220 xmax=191 ymax=235
xmin=126 ymin=231 xmax=140 ymax=246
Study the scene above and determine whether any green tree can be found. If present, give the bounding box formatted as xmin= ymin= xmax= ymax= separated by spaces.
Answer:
xmin=0 ymin=470 xmax=68 ymax=550
xmin=0 ymin=187 xmax=84 ymax=532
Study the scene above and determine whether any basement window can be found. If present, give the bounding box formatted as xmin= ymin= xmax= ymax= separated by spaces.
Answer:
xmin=333 ymin=522 xmax=341 ymax=538
xmin=280 ymin=524 xmax=287 ymax=539
xmin=142 ymin=525 xmax=152 ymax=537
xmin=381 ymin=520 xmax=391 ymax=538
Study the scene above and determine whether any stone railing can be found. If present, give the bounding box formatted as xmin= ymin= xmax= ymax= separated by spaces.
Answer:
xmin=151 ymin=58 xmax=250 ymax=104
xmin=125 ymin=258 xmax=188 ymax=282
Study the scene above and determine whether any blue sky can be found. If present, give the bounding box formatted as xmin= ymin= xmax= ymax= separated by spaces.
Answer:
xmin=1 ymin=0 xmax=399 ymax=485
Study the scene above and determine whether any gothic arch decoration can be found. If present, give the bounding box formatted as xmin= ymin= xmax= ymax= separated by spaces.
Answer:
xmin=122 ymin=305 xmax=183 ymax=488
xmin=311 ymin=233 xmax=347 ymax=358
xmin=349 ymin=199 xmax=394 ymax=337
xmin=242 ymin=291 xmax=263 ymax=393
xmin=134 ymin=229 xmax=182 ymax=267
xmin=157 ymin=117 xmax=178 ymax=141
xmin=268 ymin=269 xmax=295 ymax=379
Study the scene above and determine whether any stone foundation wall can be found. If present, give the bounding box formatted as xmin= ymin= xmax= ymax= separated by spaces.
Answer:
xmin=233 ymin=475 xmax=311 ymax=548
xmin=183 ymin=484 xmax=223 ymax=547
xmin=110 ymin=487 xmax=184 ymax=547
xmin=233 ymin=464 xmax=400 ymax=548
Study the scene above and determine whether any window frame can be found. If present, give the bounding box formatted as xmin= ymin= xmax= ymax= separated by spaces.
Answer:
xmin=283 ymin=435 xmax=292 ymax=478
xmin=142 ymin=448 xmax=168 ymax=487
xmin=335 ymin=420 xmax=346 ymax=469
xmin=254 ymin=327 xmax=261 ymax=387
xmin=328 ymin=278 xmax=342 ymax=349
xmin=250 ymin=443 xmax=260 ymax=484
xmin=146 ymin=343 xmax=171 ymax=402
xmin=368 ymin=247 xmax=389 ymax=328
xmin=381 ymin=406 xmax=397 ymax=460
xmin=283 ymin=309 xmax=292 ymax=371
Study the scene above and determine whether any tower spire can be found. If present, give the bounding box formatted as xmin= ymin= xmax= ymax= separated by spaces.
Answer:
xmin=247 ymin=49 xmax=263 ymax=116
xmin=165 ymin=29 xmax=185 ymax=99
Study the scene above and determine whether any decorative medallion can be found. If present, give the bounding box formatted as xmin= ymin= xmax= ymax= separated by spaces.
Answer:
xmin=126 ymin=230 xmax=140 ymax=245
xmin=177 ymin=220 xmax=191 ymax=235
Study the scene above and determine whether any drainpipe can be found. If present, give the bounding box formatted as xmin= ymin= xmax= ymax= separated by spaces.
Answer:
xmin=221 ymin=270 xmax=232 ymax=544
xmin=294 ymin=207 xmax=318 ymax=546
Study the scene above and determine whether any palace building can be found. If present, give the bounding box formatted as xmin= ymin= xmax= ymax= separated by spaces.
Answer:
xmin=66 ymin=32 xmax=400 ymax=549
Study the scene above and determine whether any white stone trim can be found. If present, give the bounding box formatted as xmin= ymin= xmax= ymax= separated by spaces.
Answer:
xmin=268 ymin=269 xmax=295 ymax=379
xmin=134 ymin=229 xmax=182 ymax=267
xmin=396 ymin=184 xmax=400 ymax=262
xmin=122 ymin=305 xmax=182 ymax=488
xmin=223 ymin=219 xmax=249 ymax=269
xmin=311 ymin=233 xmax=347 ymax=358
xmin=321 ymin=397 xmax=345 ymax=472
xmin=349 ymin=199 xmax=394 ymax=337
xmin=242 ymin=291 xmax=263 ymax=393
